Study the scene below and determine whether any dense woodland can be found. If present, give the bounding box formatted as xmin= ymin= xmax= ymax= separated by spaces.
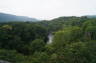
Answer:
xmin=0 ymin=16 xmax=96 ymax=63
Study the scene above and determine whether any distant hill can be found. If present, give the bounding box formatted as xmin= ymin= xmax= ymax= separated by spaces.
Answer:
xmin=86 ymin=15 xmax=96 ymax=18
xmin=0 ymin=13 xmax=39 ymax=22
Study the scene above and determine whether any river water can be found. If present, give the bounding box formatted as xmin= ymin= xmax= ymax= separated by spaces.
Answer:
xmin=47 ymin=33 xmax=53 ymax=44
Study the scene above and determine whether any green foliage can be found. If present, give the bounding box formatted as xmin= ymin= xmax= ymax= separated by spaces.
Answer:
xmin=82 ymin=20 xmax=96 ymax=41
xmin=52 ymin=26 xmax=82 ymax=50
xmin=0 ymin=23 xmax=48 ymax=55
xmin=37 ymin=16 xmax=87 ymax=32
xmin=30 ymin=39 xmax=45 ymax=52
xmin=0 ymin=16 xmax=96 ymax=63
xmin=20 ymin=39 xmax=45 ymax=55
xmin=31 ymin=52 xmax=49 ymax=63
xmin=56 ymin=42 xmax=96 ymax=63
xmin=0 ymin=49 xmax=25 ymax=63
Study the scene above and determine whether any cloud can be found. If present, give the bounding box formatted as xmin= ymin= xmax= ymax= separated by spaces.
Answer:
xmin=0 ymin=0 xmax=96 ymax=19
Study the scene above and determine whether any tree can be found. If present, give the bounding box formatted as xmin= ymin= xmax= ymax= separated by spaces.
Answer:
xmin=52 ymin=26 xmax=82 ymax=50
xmin=57 ymin=41 xmax=96 ymax=63
xmin=31 ymin=52 xmax=49 ymax=63
xmin=0 ymin=49 xmax=25 ymax=63
xmin=82 ymin=20 xmax=96 ymax=41
xmin=19 ymin=39 xmax=46 ymax=55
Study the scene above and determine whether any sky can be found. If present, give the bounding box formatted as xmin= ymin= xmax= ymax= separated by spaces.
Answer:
xmin=0 ymin=0 xmax=96 ymax=20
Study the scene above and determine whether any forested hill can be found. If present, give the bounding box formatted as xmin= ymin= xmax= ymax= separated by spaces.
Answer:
xmin=0 ymin=13 xmax=38 ymax=22
xmin=0 ymin=16 xmax=96 ymax=63
xmin=37 ymin=16 xmax=88 ymax=32
xmin=86 ymin=15 xmax=96 ymax=18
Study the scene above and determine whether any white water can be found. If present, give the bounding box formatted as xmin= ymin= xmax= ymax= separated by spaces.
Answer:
xmin=47 ymin=33 xmax=53 ymax=44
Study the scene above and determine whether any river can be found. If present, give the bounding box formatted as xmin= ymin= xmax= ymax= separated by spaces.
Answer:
xmin=47 ymin=33 xmax=53 ymax=44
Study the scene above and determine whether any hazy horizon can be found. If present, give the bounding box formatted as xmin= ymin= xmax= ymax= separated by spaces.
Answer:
xmin=0 ymin=0 xmax=96 ymax=20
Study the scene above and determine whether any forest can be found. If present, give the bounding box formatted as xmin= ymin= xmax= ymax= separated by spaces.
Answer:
xmin=0 ymin=16 xmax=96 ymax=63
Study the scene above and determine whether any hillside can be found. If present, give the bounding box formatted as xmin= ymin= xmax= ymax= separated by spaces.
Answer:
xmin=0 ymin=16 xmax=96 ymax=63
xmin=0 ymin=13 xmax=38 ymax=22
xmin=86 ymin=15 xmax=96 ymax=18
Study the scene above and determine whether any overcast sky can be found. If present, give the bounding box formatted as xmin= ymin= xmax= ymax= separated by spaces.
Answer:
xmin=0 ymin=0 xmax=96 ymax=20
